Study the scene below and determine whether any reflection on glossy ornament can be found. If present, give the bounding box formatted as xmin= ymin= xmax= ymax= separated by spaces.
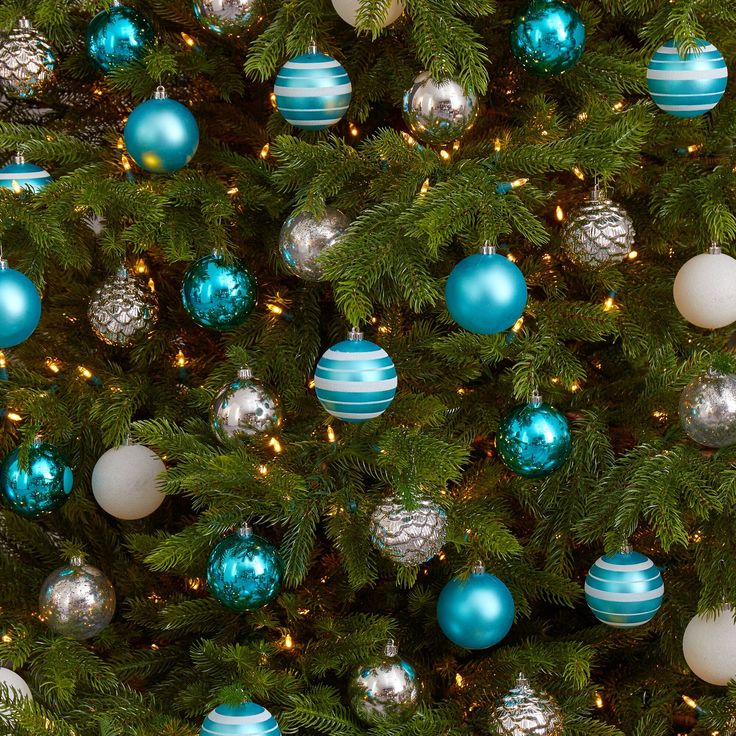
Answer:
xmin=493 ymin=673 xmax=563 ymax=736
xmin=331 ymin=0 xmax=403 ymax=27
xmin=679 ymin=370 xmax=736 ymax=447
xmin=206 ymin=524 xmax=283 ymax=611
xmin=1 ymin=441 xmax=73 ymax=518
xmin=510 ymin=0 xmax=586 ymax=76
xmin=88 ymin=267 xmax=158 ymax=346
xmin=370 ymin=497 xmax=447 ymax=566
xmin=39 ymin=558 xmax=116 ymax=640
xmin=201 ymin=702 xmax=282 ymax=736
xmin=349 ymin=640 xmax=420 ymax=724
xmin=0 ymin=667 xmax=32 ymax=723
xmin=210 ymin=367 xmax=281 ymax=440
xmin=0 ymin=17 xmax=56 ymax=98
xmin=279 ymin=207 xmax=349 ymax=280
xmin=193 ymin=0 xmax=261 ymax=34
xmin=402 ymin=71 xmax=478 ymax=145
xmin=0 ymin=153 xmax=52 ymax=193
xmin=683 ymin=604 xmax=736 ymax=685
xmin=496 ymin=391 xmax=571 ymax=478
xmin=0 ymin=257 xmax=42 ymax=349
xmin=86 ymin=1 xmax=154 ymax=73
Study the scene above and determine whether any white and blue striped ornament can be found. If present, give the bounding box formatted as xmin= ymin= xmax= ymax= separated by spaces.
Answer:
xmin=647 ymin=38 xmax=728 ymax=118
xmin=314 ymin=329 xmax=397 ymax=422
xmin=0 ymin=154 xmax=51 ymax=193
xmin=201 ymin=702 xmax=281 ymax=736
xmin=585 ymin=549 xmax=664 ymax=628
xmin=274 ymin=46 xmax=352 ymax=130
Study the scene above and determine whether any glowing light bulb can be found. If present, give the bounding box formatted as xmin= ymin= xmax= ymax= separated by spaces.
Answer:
xmin=267 ymin=304 xmax=283 ymax=315
xmin=628 ymin=250 xmax=638 ymax=260
xmin=260 ymin=143 xmax=270 ymax=159
xmin=181 ymin=32 xmax=197 ymax=47
xmin=556 ymin=205 xmax=564 ymax=221
xmin=269 ymin=437 xmax=282 ymax=453
xmin=572 ymin=166 xmax=585 ymax=180
xmin=420 ymin=178 xmax=430 ymax=195
xmin=327 ymin=426 xmax=336 ymax=443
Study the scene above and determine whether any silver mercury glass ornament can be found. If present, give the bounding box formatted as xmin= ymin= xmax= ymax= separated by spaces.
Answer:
xmin=210 ymin=367 xmax=281 ymax=441
xmin=0 ymin=17 xmax=56 ymax=98
xmin=38 ymin=556 xmax=116 ymax=640
xmin=88 ymin=266 xmax=158 ymax=347
xmin=192 ymin=0 xmax=262 ymax=34
xmin=679 ymin=369 xmax=736 ymax=448
xmin=492 ymin=673 xmax=563 ymax=736
xmin=561 ymin=183 xmax=635 ymax=268
xmin=279 ymin=207 xmax=349 ymax=281
xmin=370 ymin=496 xmax=447 ymax=566
xmin=349 ymin=639 xmax=421 ymax=724
xmin=402 ymin=71 xmax=478 ymax=145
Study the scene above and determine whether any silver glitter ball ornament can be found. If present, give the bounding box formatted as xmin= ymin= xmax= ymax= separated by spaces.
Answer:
xmin=349 ymin=640 xmax=421 ymax=724
xmin=39 ymin=558 xmax=116 ymax=640
xmin=193 ymin=0 xmax=261 ymax=34
xmin=88 ymin=267 xmax=158 ymax=347
xmin=402 ymin=71 xmax=478 ymax=145
xmin=561 ymin=187 xmax=635 ymax=268
xmin=491 ymin=674 xmax=563 ymax=736
xmin=210 ymin=367 xmax=282 ymax=440
xmin=0 ymin=17 xmax=56 ymax=99
xmin=679 ymin=370 xmax=736 ymax=448
xmin=370 ymin=497 xmax=447 ymax=566
xmin=279 ymin=207 xmax=349 ymax=281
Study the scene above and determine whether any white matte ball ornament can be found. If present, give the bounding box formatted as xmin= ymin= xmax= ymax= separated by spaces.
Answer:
xmin=331 ymin=0 xmax=402 ymax=27
xmin=682 ymin=604 xmax=736 ymax=685
xmin=0 ymin=667 xmax=31 ymax=722
xmin=91 ymin=444 xmax=166 ymax=520
xmin=673 ymin=244 xmax=736 ymax=329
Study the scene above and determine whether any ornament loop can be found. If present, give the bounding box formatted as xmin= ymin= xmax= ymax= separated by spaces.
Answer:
xmin=472 ymin=560 xmax=485 ymax=574
xmin=237 ymin=522 xmax=253 ymax=537
xmin=591 ymin=176 xmax=600 ymax=202
xmin=154 ymin=85 xmax=167 ymax=100
xmin=709 ymin=242 xmax=721 ymax=255
xmin=348 ymin=326 xmax=363 ymax=341
xmin=308 ymin=38 xmax=318 ymax=54
xmin=238 ymin=366 xmax=254 ymax=380
xmin=384 ymin=639 xmax=398 ymax=657
xmin=531 ymin=388 xmax=542 ymax=406
xmin=480 ymin=240 xmax=496 ymax=256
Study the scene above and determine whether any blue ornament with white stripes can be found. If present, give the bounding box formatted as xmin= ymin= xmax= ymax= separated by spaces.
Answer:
xmin=314 ymin=329 xmax=397 ymax=422
xmin=274 ymin=45 xmax=352 ymax=130
xmin=647 ymin=38 xmax=728 ymax=118
xmin=201 ymin=702 xmax=281 ymax=736
xmin=0 ymin=154 xmax=51 ymax=193
xmin=585 ymin=548 xmax=664 ymax=628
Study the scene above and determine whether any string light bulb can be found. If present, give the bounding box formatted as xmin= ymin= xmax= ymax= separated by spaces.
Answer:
xmin=260 ymin=143 xmax=270 ymax=159
xmin=267 ymin=303 xmax=283 ymax=315
xmin=180 ymin=32 xmax=197 ymax=48
xmin=419 ymin=178 xmax=430 ymax=195
xmin=682 ymin=695 xmax=698 ymax=709
xmin=11 ymin=180 xmax=22 ymax=194
xmin=45 ymin=358 xmax=61 ymax=373
xmin=281 ymin=633 xmax=294 ymax=649
xmin=5 ymin=411 xmax=21 ymax=422
xmin=512 ymin=316 xmax=524 ymax=332
xmin=349 ymin=123 xmax=359 ymax=137
xmin=595 ymin=693 xmax=604 ymax=708
xmin=556 ymin=205 xmax=565 ymax=221
xmin=572 ymin=166 xmax=585 ymax=180
xmin=121 ymin=155 xmax=131 ymax=171
xmin=494 ymin=137 xmax=502 ymax=152
xmin=439 ymin=149 xmax=451 ymax=161
xmin=0 ymin=352 xmax=5 ymax=369
xmin=269 ymin=437 xmax=282 ymax=453
xmin=603 ymin=296 xmax=615 ymax=311
xmin=628 ymin=250 xmax=638 ymax=260
xmin=78 ymin=366 xmax=93 ymax=379
xmin=327 ymin=426 xmax=336 ymax=443
xmin=175 ymin=350 xmax=188 ymax=368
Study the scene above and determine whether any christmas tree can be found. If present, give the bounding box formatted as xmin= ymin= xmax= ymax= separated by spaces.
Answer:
xmin=1 ymin=0 xmax=736 ymax=734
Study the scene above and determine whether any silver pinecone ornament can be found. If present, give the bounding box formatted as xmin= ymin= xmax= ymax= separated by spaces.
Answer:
xmin=88 ymin=267 xmax=158 ymax=347
xmin=0 ymin=17 xmax=56 ymax=98
xmin=491 ymin=674 xmax=563 ymax=736
xmin=561 ymin=185 xmax=635 ymax=268
xmin=679 ymin=369 xmax=736 ymax=448
xmin=370 ymin=497 xmax=447 ymax=566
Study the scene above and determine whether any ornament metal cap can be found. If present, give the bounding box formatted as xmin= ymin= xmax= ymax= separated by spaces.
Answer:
xmin=69 ymin=555 xmax=84 ymax=568
xmin=709 ymin=242 xmax=721 ymax=255
xmin=515 ymin=672 xmax=531 ymax=688
xmin=480 ymin=240 xmax=496 ymax=256
xmin=384 ymin=639 xmax=398 ymax=657
xmin=619 ymin=542 xmax=633 ymax=554
xmin=347 ymin=326 xmax=363 ymax=341
xmin=154 ymin=85 xmax=167 ymax=100
xmin=472 ymin=560 xmax=485 ymax=574
xmin=17 ymin=17 xmax=32 ymax=29
xmin=237 ymin=366 xmax=254 ymax=380
xmin=237 ymin=522 xmax=253 ymax=537
xmin=13 ymin=151 xmax=25 ymax=166
xmin=530 ymin=388 xmax=542 ymax=407
xmin=0 ymin=258 xmax=7 ymax=271
xmin=308 ymin=38 xmax=318 ymax=54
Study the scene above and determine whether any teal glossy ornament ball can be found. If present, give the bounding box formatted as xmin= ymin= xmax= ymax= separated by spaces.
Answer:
xmin=0 ymin=260 xmax=42 ymax=349
xmin=1 ymin=441 xmax=73 ymax=518
xmin=201 ymin=702 xmax=282 ymax=736
xmin=86 ymin=3 xmax=153 ymax=73
xmin=445 ymin=245 xmax=527 ymax=334
xmin=0 ymin=154 xmax=52 ymax=193
xmin=647 ymin=38 xmax=728 ymax=118
xmin=124 ymin=89 xmax=199 ymax=174
xmin=585 ymin=548 xmax=664 ymax=628
xmin=496 ymin=393 xmax=571 ymax=478
xmin=206 ymin=526 xmax=283 ymax=611
xmin=510 ymin=0 xmax=586 ymax=76
xmin=437 ymin=566 xmax=515 ymax=649
xmin=182 ymin=252 xmax=257 ymax=330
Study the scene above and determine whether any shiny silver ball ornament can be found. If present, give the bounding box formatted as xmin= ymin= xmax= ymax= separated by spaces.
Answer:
xmin=370 ymin=497 xmax=447 ymax=566
xmin=39 ymin=558 xmax=116 ymax=640
xmin=492 ymin=673 xmax=563 ymax=736
xmin=349 ymin=640 xmax=421 ymax=724
xmin=0 ymin=17 xmax=56 ymax=99
xmin=279 ymin=207 xmax=349 ymax=281
xmin=402 ymin=71 xmax=478 ymax=145
xmin=679 ymin=370 xmax=736 ymax=448
xmin=561 ymin=187 xmax=635 ymax=268
xmin=193 ymin=0 xmax=261 ymax=34
xmin=210 ymin=367 xmax=282 ymax=441
xmin=88 ymin=267 xmax=158 ymax=347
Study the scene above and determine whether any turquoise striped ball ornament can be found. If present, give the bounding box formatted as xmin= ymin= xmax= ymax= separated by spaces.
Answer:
xmin=585 ymin=549 xmax=664 ymax=628
xmin=201 ymin=702 xmax=281 ymax=736
xmin=314 ymin=330 xmax=397 ymax=422
xmin=274 ymin=46 xmax=352 ymax=130
xmin=647 ymin=38 xmax=728 ymax=118
xmin=0 ymin=154 xmax=51 ymax=193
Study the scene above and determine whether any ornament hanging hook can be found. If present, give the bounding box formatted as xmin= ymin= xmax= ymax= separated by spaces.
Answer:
xmin=708 ymin=241 xmax=721 ymax=255
xmin=154 ymin=85 xmax=167 ymax=100
xmin=531 ymin=387 xmax=542 ymax=406
xmin=591 ymin=175 xmax=600 ymax=201
xmin=308 ymin=37 xmax=318 ymax=54
xmin=348 ymin=325 xmax=363 ymax=341
xmin=384 ymin=639 xmax=398 ymax=657
xmin=237 ymin=522 xmax=253 ymax=537
xmin=472 ymin=560 xmax=485 ymax=574
xmin=481 ymin=240 xmax=496 ymax=255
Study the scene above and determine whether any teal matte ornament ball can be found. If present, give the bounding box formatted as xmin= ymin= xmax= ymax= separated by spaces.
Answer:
xmin=496 ymin=391 xmax=571 ymax=478
xmin=206 ymin=525 xmax=283 ymax=611
xmin=0 ymin=259 xmax=42 ymax=349
xmin=445 ymin=243 xmax=527 ymax=334
xmin=274 ymin=45 xmax=352 ymax=130
xmin=0 ymin=153 xmax=51 ymax=193
xmin=1 ymin=441 xmax=73 ymax=518
xmin=314 ymin=328 xmax=397 ymax=422
xmin=124 ymin=87 xmax=199 ymax=174
xmin=86 ymin=3 xmax=153 ymax=73
xmin=647 ymin=38 xmax=728 ymax=118
xmin=510 ymin=0 xmax=586 ymax=76
xmin=201 ymin=702 xmax=281 ymax=736
xmin=436 ymin=564 xmax=515 ymax=649
xmin=182 ymin=252 xmax=257 ymax=331
xmin=585 ymin=548 xmax=664 ymax=627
